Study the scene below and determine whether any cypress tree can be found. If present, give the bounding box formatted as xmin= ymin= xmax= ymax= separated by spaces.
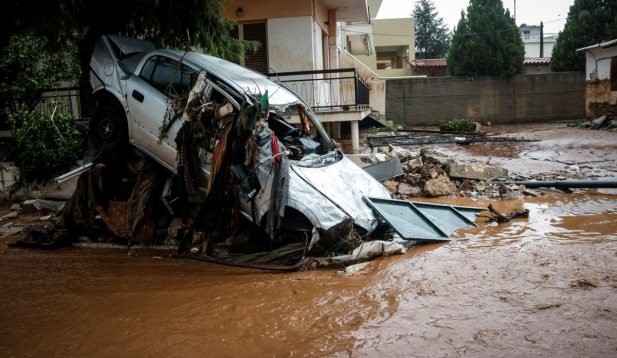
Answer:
xmin=551 ymin=0 xmax=617 ymax=72
xmin=413 ymin=0 xmax=451 ymax=59
xmin=447 ymin=0 xmax=524 ymax=77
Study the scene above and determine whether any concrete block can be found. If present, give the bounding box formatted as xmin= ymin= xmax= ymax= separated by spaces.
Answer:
xmin=423 ymin=175 xmax=456 ymax=197
xmin=448 ymin=163 xmax=508 ymax=180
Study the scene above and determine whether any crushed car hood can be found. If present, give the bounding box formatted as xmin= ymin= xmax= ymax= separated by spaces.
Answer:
xmin=289 ymin=155 xmax=391 ymax=232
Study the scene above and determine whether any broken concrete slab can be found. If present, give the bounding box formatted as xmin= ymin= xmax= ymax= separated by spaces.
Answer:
xmin=398 ymin=183 xmax=422 ymax=197
xmin=387 ymin=145 xmax=416 ymax=162
xmin=404 ymin=157 xmax=423 ymax=172
xmin=448 ymin=162 xmax=508 ymax=181
xmin=423 ymin=175 xmax=457 ymax=197
xmin=420 ymin=148 xmax=453 ymax=167
xmin=419 ymin=163 xmax=444 ymax=179
xmin=383 ymin=180 xmax=399 ymax=194
xmin=404 ymin=173 xmax=422 ymax=186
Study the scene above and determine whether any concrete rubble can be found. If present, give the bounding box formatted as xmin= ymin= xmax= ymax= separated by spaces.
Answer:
xmin=579 ymin=115 xmax=617 ymax=131
xmin=354 ymin=145 xmax=521 ymax=200
xmin=355 ymin=139 xmax=617 ymax=201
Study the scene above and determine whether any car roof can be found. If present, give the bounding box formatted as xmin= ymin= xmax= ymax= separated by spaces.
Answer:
xmin=158 ymin=49 xmax=301 ymax=107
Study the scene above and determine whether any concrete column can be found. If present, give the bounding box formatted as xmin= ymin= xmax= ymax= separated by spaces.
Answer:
xmin=328 ymin=10 xmax=338 ymax=70
xmin=331 ymin=121 xmax=341 ymax=139
xmin=351 ymin=120 xmax=360 ymax=153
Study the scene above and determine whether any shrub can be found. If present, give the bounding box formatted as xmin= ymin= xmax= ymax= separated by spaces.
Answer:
xmin=439 ymin=118 xmax=476 ymax=133
xmin=0 ymin=33 xmax=80 ymax=113
xmin=8 ymin=105 xmax=82 ymax=182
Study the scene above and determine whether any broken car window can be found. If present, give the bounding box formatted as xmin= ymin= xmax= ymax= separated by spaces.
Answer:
xmin=141 ymin=56 xmax=193 ymax=97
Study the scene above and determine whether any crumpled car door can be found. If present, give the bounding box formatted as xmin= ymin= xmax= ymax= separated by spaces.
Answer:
xmin=126 ymin=55 xmax=193 ymax=172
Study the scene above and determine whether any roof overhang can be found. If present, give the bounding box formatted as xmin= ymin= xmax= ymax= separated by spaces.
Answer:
xmin=322 ymin=0 xmax=369 ymax=22
xmin=576 ymin=39 xmax=617 ymax=52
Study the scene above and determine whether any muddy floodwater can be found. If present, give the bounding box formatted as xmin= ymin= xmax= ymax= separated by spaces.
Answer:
xmin=1 ymin=123 xmax=617 ymax=356
xmin=0 ymin=191 xmax=616 ymax=357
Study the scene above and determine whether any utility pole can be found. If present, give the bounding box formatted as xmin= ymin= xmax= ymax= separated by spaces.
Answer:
xmin=540 ymin=21 xmax=544 ymax=57
xmin=513 ymin=0 xmax=516 ymax=23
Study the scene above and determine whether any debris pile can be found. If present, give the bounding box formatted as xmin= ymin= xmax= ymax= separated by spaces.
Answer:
xmin=2 ymin=198 xmax=67 ymax=249
xmin=580 ymin=115 xmax=617 ymax=130
xmin=355 ymin=146 xmax=522 ymax=200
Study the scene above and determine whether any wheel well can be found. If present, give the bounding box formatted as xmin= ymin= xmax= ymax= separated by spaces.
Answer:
xmin=90 ymin=90 xmax=129 ymax=152
xmin=93 ymin=91 xmax=125 ymax=116
xmin=282 ymin=207 xmax=314 ymax=232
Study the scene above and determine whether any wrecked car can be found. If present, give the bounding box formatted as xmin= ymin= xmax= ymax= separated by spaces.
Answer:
xmin=88 ymin=35 xmax=390 ymax=253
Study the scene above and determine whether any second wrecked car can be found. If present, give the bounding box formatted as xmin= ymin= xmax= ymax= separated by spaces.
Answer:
xmin=88 ymin=35 xmax=390 ymax=252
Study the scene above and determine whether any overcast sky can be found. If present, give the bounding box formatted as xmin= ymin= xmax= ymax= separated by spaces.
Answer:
xmin=376 ymin=0 xmax=574 ymax=35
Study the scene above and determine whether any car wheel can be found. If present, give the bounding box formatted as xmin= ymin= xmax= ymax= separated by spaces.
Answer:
xmin=91 ymin=105 xmax=128 ymax=153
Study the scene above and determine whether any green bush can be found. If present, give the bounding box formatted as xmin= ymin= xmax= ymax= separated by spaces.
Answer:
xmin=438 ymin=118 xmax=476 ymax=133
xmin=8 ymin=106 xmax=82 ymax=182
xmin=0 ymin=34 xmax=80 ymax=112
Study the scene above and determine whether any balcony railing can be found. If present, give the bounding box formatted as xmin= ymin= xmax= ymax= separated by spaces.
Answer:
xmin=268 ymin=68 xmax=369 ymax=112
xmin=37 ymin=86 xmax=82 ymax=119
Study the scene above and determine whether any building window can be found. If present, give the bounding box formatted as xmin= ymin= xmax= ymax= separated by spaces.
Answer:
xmin=523 ymin=30 xmax=530 ymax=40
xmin=611 ymin=57 xmax=617 ymax=91
xmin=231 ymin=22 xmax=268 ymax=74
xmin=376 ymin=45 xmax=407 ymax=70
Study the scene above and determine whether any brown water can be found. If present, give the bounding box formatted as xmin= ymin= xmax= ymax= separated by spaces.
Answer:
xmin=1 ymin=190 xmax=616 ymax=357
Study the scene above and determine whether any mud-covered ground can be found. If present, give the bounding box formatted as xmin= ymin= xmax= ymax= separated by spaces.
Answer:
xmin=1 ymin=123 xmax=616 ymax=357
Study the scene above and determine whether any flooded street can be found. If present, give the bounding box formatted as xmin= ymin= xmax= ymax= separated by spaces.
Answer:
xmin=1 ymin=192 xmax=616 ymax=357
xmin=351 ymin=192 xmax=617 ymax=357
xmin=1 ymin=124 xmax=617 ymax=357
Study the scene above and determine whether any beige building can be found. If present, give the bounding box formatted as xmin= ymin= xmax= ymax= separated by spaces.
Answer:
xmin=222 ymin=0 xmax=413 ymax=151
xmin=344 ymin=0 xmax=415 ymax=77
xmin=223 ymin=0 xmax=363 ymax=74
xmin=223 ymin=0 xmax=373 ymax=152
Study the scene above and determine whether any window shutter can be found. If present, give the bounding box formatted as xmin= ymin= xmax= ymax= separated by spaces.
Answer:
xmin=243 ymin=23 xmax=268 ymax=74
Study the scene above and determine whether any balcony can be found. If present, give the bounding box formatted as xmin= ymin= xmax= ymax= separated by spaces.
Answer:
xmin=268 ymin=68 xmax=372 ymax=152
xmin=267 ymin=67 xmax=369 ymax=113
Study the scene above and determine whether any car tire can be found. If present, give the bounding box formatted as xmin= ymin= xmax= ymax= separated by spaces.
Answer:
xmin=91 ymin=105 xmax=128 ymax=153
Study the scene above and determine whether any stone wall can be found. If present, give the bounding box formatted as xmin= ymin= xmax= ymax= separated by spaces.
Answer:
xmin=386 ymin=72 xmax=585 ymax=125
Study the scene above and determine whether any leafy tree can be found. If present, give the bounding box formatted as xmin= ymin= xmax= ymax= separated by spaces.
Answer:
xmin=447 ymin=0 xmax=524 ymax=77
xmin=2 ymin=0 xmax=251 ymax=61
xmin=1 ymin=0 xmax=254 ymax=107
xmin=413 ymin=0 xmax=451 ymax=59
xmin=1 ymin=0 xmax=255 ymax=125
xmin=551 ymin=0 xmax=617 ymax=72
xmin=0 ymin=1 xmax=252 ymax=181
xmin=0 ymin=34 xmax=80 ymax=112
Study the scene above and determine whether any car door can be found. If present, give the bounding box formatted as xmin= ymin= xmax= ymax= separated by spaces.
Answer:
xmin=125 ymin=55 xmax=193 ymax=172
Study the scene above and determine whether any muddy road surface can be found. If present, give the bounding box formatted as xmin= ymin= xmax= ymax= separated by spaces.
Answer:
xmin=1 ymin=124 xmax=617 ymax=357
xmin=1 ymin=192 xmax=616 ymax=357
xmin=434 ymin=122 xmax=617 ymax=176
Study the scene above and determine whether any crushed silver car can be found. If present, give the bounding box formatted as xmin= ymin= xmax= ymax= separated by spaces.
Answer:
xmin=89 ymin=35 xmax=390 ymax=250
